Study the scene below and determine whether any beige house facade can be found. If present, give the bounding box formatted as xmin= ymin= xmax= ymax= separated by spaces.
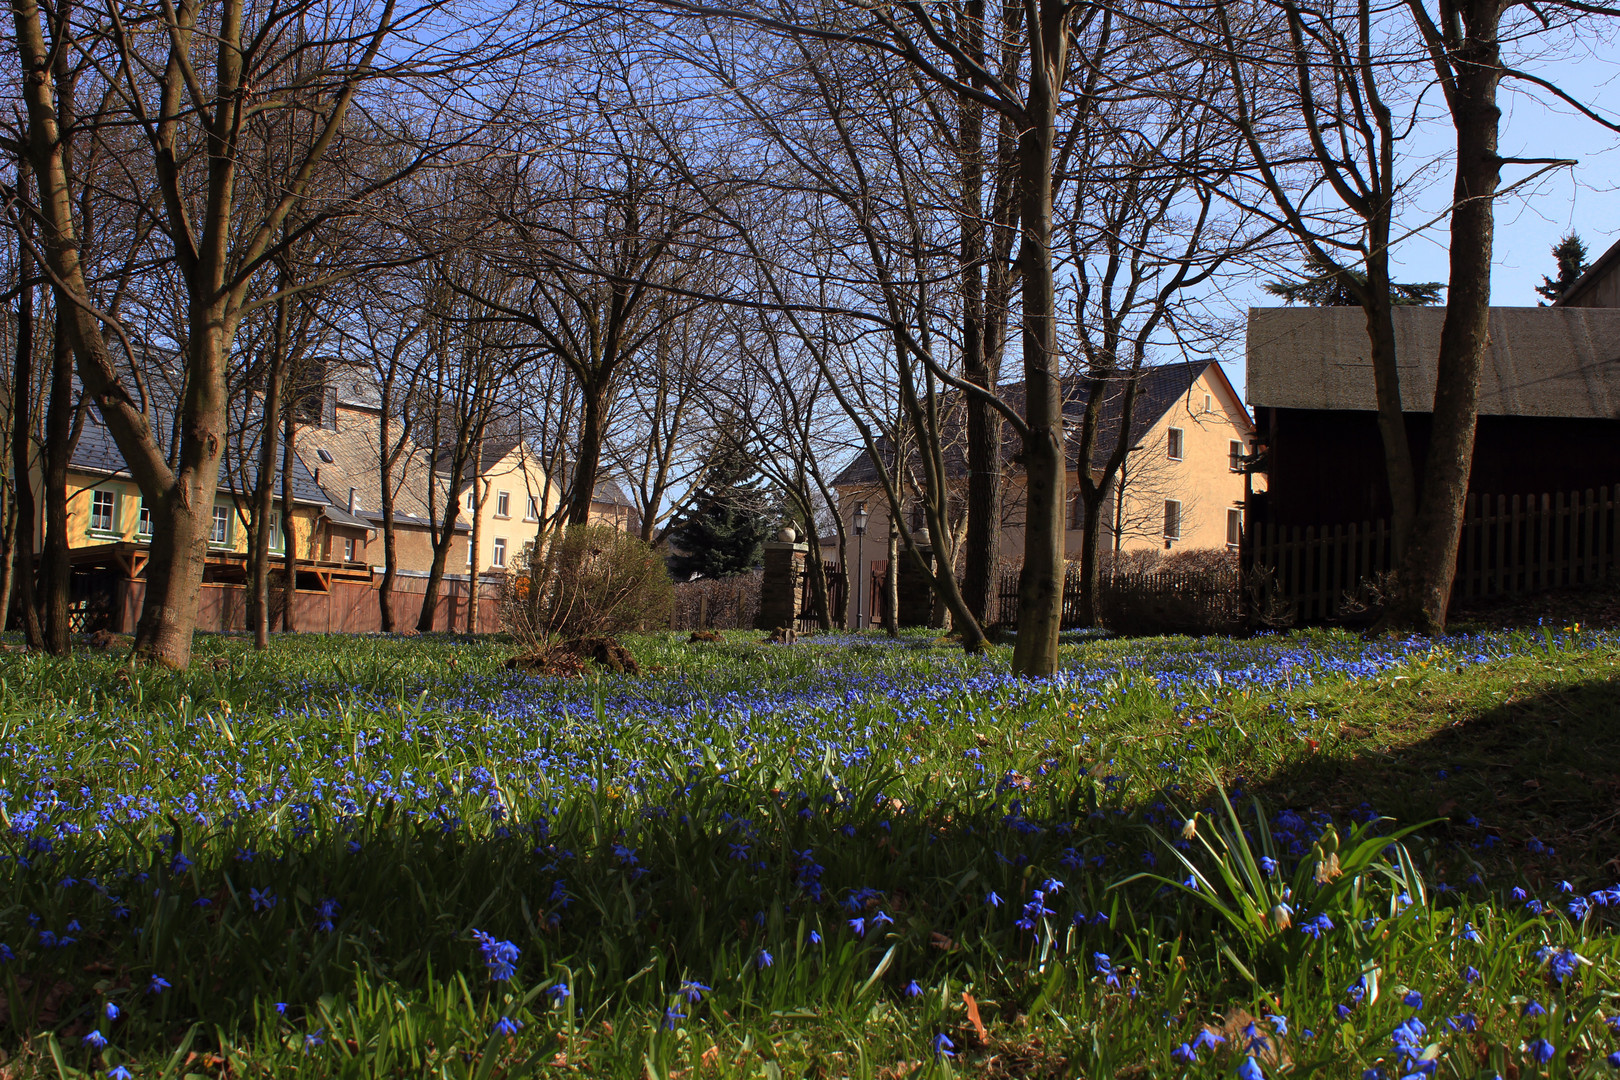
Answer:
xmin=830 ymin=360 xmax=1259 ymax=626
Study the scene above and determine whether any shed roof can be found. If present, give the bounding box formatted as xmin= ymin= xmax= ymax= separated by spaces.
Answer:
xmin=1245 ymin=306 xmax=1620 ymax=420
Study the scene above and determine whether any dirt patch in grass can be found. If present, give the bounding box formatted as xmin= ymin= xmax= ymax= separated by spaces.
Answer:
xmin=1452 ymin=577 xmax=1620 ymax=631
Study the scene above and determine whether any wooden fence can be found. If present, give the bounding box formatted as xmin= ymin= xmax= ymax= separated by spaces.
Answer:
xmin=995 ymin=563 xmax=1243 ymax=634
xmin=1247 ymin=485 xmax=1620 ymax=624
xmin=100 ymin=572 xmax=504 ymax=635
xmin=795 ymin=562 xmax=846 ymax=632
xmin=670 ymin=571 xmax=762 ymax=630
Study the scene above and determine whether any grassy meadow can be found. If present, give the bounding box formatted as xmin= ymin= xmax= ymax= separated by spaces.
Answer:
xmin=2 ymin=625 xmax=1619 ymax=1078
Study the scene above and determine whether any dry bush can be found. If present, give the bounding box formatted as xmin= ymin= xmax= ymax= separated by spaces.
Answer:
xmin=501 ymin=525 xmax=674 ymax=646
xmin=671 ymin=571 xmax=762 ymax=630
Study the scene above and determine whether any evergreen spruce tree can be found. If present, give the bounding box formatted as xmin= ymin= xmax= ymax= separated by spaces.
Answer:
xmin=665 ymin=439 xmax=776 ymax=580
xmin=1265 ymin=251 xmax=1443 ymax=306
xmin=1536 ymin=233 xmax=1589 ymax=305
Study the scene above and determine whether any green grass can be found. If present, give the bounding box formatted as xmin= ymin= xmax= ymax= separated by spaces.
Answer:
xmin=1 ymin=626 xmax=1618 ymax=1078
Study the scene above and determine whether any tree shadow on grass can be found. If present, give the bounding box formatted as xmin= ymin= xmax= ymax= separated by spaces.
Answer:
xmin=1245 ymin=672 xmax=1620 ymax=886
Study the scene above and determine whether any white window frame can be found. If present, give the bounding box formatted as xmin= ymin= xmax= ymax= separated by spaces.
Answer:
xmin=1166 ymin=427 xmax=1185 ymax=462
xmin=466 ymin=489 xmax=477 ymax=512
xmin=210 ymin=505 xmax=231 ymax=547
xmin=1229 ymin=440 xmax=1245 ymax=473
xmin=268 ymin=510 xmax=284 ymax=553
xmin=137 ymin=498 xmax=154 ymax=538
xmin=495 ymin=491 xmax=511 ymax=518
xmin=1163 ymin=499 xmax=1182 ymax=541
xmin=1226 ymin=507 xmax=1242 ymax=549
xmin=90 ymin=489 xmax=118 ymax=534
xmin=1203 ymin=393 xmax=1213 ymax=413
xmin=525 ymin=495 xmax=540 ymax=522
xmin=492 ymin=536 xmax=508 ymax=568
xmin=343 ymin=537 xmax=356 ymax=562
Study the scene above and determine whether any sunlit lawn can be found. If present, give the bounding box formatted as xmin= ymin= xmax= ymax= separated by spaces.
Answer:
xmin=2 ymin=625 xmax=1619 ymax=1077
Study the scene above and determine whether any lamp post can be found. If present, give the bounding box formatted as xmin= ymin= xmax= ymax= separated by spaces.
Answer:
xmin=853 ymin=501 xmax=869 ymax=628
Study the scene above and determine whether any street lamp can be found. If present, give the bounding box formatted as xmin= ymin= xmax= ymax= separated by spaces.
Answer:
xmin=853 ymin=501 xmax=869 ymax=628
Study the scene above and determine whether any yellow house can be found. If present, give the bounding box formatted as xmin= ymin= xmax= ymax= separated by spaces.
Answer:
xmin=830 ymin=359 xmax=1261 ymax=625
xmin=60 ymin=413 xmax=364 ymax=563
xmin=41 ymin=411 xmax=373 ymax=633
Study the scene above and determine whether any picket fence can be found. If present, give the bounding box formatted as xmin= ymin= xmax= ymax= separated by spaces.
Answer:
xmin=1248 ymin=485 xmax=1620 ymax=624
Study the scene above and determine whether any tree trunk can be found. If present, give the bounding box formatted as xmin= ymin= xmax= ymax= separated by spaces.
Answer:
xmin=280 ymin=406 xmax=298 ymax=632
xmin=247 ymin=297 xmax=290 ymax=649
xmin=0 ymin=497 xmax=13 ymax=633
xmin=9 ymin=156 xmax=43 ymax=647
xmin=131 ymin=308 xmax=232 ymax=668
xmin=958 ymin=0 xmax=998 ymax=627
xmin=136 ymin=494 xmax=210 ymax=663
xmin=1389 ymin=19 xmax=1503 ymax=634
xmin=417 ymin=523 xmax=456 ymax=634
xmin=466 ymin=460 xmax=483 ymax=634
xmin=805 ymin=533 xmax=832 ymax=631
xmin=1009 ymin=15 xmax=1068 ymax=678
xmin=378 ymin=405 xmax=399 ymax=633
xmin=1363 ymin=267 xmax=1417 ymax=559
xmin=1076 ymin=487 xmax=1108 ymax=628
xmin=567 ymin=382 xmax=608 ymax=525
xmin=882 ymin=525 xmax=900 ymax=637
xmin=39 ymin=315 xmax=74 ymax=654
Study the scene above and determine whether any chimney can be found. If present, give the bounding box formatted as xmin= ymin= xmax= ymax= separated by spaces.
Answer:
xmin=348 ymin=487 xmax=357 ymax=513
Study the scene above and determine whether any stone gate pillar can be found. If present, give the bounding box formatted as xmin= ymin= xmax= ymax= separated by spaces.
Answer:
xmin=756 ymin=527 xmax=808 ymax=631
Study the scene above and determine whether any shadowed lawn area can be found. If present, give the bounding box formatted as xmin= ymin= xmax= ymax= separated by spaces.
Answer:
xmin=1243 ymin=642 xmax=1620 ymax=885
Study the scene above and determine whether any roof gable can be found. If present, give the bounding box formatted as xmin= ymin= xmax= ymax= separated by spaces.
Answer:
xmin=831 ymin=359 xmax=1225 ymax=485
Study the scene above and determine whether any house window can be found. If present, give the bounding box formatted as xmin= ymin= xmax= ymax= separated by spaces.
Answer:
xmin=210 ymin=505 xmax=231 ymax=546
xmin=496 ymin=491 xmax=511 ymax=518
xmin=343 ymin=537 xmax=356 ymax=562
xmin=466 ymin=490 xmax=477 ymax=512
xmin=1163 ymin=500 xmax=1182 ymax=541
xmin=138 ymin=498 xmax=154 ymax=538
xmin=492 ymin=537 xmax=508 ymax=568
xmin=1226 ymin=507 xmax=1242 ymax=549
xmin=90 ymin=489 xmax=117 ymax=533
xmin=526 ymin=495 xmax=540 ymax=521
xmin=316 ymin=448 xmax=335 ymax=464
xmin=269 ymin=511 xmax=284 ymax=552
xmin=1166 ymin=428 xmax=1184 ymax=461
xmin=466 ymin=541 xmax=475 ymax=566
xmin=1229 ymin=440 xmax=1245 ymax=472
xmin=1203 ymin=393 xmax=1213 ymax=413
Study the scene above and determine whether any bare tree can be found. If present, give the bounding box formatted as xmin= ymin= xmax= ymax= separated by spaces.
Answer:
xmin=604 ymin=298 xmax=727 ymax=546
xmin=5 ymin=0 xmax=525 ymax=666
xmin=1211 ymin=0 xmax=1619 ymax=632
xmin=1060 ymin=49 xmax=1260 ymax=625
